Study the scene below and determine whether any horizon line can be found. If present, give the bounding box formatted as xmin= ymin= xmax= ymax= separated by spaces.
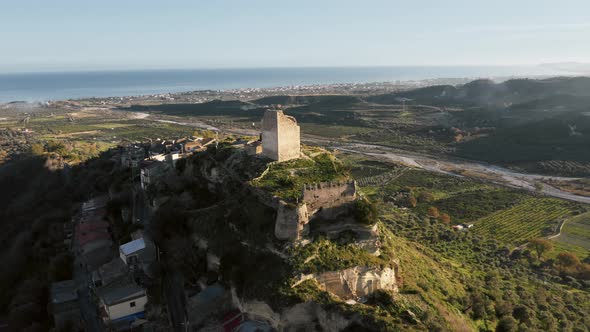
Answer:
xmin=0 ymin=63 xmax=579 ymax=75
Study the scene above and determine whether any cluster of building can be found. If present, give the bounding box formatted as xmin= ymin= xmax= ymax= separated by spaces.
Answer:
xmin=51 ymin=196 xmax=158 ymax=331
xmin=120 ymin=136 xmax=217 ymax=191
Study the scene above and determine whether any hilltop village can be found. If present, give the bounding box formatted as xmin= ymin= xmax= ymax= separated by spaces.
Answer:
xmin=50 ymin=108 xmax=400 ymax=331
xmin=2 ymin=77 xmax=590 ymax=332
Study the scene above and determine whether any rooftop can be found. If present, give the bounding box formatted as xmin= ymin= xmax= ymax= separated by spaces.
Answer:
xmin=120 ymin=238 xmax=146 ymax=256
xmin=97 ymin=281 xmax=145 ymax=306
xmin=77 ymin=230 xmax=111 ymax=247
xmin=50 ymin=280 xmax=78 ymax=304
xmin=76 ymin=220 xmax=109 ymax=233
xmin=82 ymin=196 xmax=109 ymax=212
xmin=97 ymin=258 xmax=129 ymax=286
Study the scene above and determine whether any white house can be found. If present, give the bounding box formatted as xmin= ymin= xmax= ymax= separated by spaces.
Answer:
xmin=97 ymin=282 xmax=147 ymax=324
xmin=119 ymin=238 xmax=146 ymax=265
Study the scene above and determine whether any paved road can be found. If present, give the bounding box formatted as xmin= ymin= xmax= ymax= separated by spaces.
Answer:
xmin=73 ymin=233 xmax=105 ymax=332
xmin=74 ymin=264 xmax=104 ymax=332
xmin=164 ymin=270 xmax=189 ymax=332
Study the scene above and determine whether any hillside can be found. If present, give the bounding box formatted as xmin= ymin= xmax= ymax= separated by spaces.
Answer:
xmin=367 ymin=76 xmax=590 ymax=108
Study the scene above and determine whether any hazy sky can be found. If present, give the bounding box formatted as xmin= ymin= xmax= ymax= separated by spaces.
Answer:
xmin=1 ymin=0 xmax=590 ymax=72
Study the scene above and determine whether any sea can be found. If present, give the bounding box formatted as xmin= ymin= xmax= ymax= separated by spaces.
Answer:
xmin=0 ymin=66 xmax=566 ymax=103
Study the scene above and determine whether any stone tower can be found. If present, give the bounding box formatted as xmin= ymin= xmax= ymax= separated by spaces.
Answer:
xmin=261 ymin=109 xmax=300 ymax=162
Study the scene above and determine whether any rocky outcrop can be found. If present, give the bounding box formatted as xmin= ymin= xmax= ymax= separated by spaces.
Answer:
xmin=237 ymin=300 xmax=358 ymax=332
xmin=279 ymin=302 xmax=351 ymax=332
xmin=295 ymin=265 xmax=400 ymax=301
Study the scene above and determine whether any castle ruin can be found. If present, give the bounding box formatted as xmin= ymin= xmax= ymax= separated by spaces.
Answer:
xmin=274 ymin=181 xmax=357 ymax=240
xmin=261 ymin=110 xmax=300 ymax=162
xmin=302 ymin=181 xmax=357 ymax=219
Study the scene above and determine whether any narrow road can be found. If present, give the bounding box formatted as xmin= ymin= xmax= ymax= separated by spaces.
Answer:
xmin=72 ymin=229 xmax=105 ymax=332
xmin=164 ymin=270 xmax=189 ymax=332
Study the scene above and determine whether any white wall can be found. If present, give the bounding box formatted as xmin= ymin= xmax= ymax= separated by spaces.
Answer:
xmin=105 ymin=294 xmax=148 ymax=321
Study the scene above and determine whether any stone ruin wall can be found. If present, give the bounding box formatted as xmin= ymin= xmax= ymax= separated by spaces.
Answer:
xmin=261 ymin=110 xmax=300 ymax=162
xmin=276 ymin=112 xmax=300 ymax=162
xmin=302 ymin=181 xmax=357 ymax=215
xmin=274 ymin=201 xmax=309 ymax=240
xmin=261 ymin=111 xmax=279 ymax=161
xmin=274 ymin=181 xmax=357 ymax=240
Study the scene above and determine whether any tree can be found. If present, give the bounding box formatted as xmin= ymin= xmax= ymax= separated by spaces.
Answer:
xmin=496 ymin=316 xmax=518 ymax=332
xmin=29 ymin=143 xmax=44 ymax=156
xmin=427 ymin=206 xmax=440 ymax=219
xmin=512 ymin=305 xmax=533 ymax=324
xmin=578 ymin=263 xmax=590 ymax=280
xmin=556 ymin=252 xmax=580 ymax=272
xmin=353 ymin=198 xmax=378 ymax=225
xmin=528 ymin=238 xmax=553 ymax=260
xmin=418 ymin=191 xmax=434 ymax=203
xmin=407 ymin=196 xmax=417 ymax=208
xmin=440 ymin=213 xmax=451 ymax=225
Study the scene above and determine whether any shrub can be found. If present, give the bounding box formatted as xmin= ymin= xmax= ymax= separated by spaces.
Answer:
xmin=418 ymin=191 xmax=435 ymax=203
xmin=496 ymin=316 xmax=518 ymax=332
xmin=427 ymin=206 xmax=440 ymax=219
xmin=556 ymin=252 xmax=580 ymax=272
xmin=353 ymin=198 xmax=378 ymax=225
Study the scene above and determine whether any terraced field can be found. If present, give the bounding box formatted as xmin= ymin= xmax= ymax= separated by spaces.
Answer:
xmin=472 ymin=198 xmax=576 ymax=246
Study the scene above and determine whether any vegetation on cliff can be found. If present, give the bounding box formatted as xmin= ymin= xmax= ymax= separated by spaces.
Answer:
xmin=251 ymin=147 xmax=349 ymax=201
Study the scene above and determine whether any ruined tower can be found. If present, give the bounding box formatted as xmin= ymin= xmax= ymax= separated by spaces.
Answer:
xmin=261 ymin=109 xmax=300 ymax=162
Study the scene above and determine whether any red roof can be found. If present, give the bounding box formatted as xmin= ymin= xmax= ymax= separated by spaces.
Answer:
xmin=223 ymin=310 xmax=244 ymax=332
xmin=77 ymin=230 xmax=111 ymax=246
xmin=76 ymin=220 xmax=109 ymax=233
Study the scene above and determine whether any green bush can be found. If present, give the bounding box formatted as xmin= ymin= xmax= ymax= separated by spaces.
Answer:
xmin=353 ymin=198 xmax=378 ymax=225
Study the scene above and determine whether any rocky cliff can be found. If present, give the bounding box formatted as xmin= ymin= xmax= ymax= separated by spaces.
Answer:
xmin=295 ymin=265 xmax=400 ymax=301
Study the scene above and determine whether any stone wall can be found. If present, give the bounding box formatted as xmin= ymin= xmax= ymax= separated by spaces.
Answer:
xmin=274 ymin=201 xmax=309 ymax=240
xmin=274 ymin=181 xmax=357 ymax=241
xmin=261 ymin=110 xmax=300 ymax=162
xmin=302 ymin=181 xmax=357 ymax=217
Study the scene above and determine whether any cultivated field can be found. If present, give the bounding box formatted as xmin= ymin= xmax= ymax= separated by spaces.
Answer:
xmin=472 ymin=198 xmax=577 ymax=246
xmin=551 ymin=212 xmax=590 ymax=259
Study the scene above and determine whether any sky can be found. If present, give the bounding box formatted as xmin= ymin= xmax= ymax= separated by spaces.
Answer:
xmin=1 ymin=0 xmax=590 ymax=72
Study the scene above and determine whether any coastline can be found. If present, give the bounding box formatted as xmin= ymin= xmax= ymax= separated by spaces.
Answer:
xmin=0 ymin=65 xmax=566 ymax=104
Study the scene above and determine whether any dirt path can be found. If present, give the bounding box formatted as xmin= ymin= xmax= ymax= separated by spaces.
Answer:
xmin=547 ymin=219 xmax=568 ymax=240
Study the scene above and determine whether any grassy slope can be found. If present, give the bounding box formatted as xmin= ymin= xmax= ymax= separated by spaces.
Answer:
xmin=354 ymin=170 xmax=590 ymax=331
xmin=551 ymin=212 xmax=590 ymax=259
